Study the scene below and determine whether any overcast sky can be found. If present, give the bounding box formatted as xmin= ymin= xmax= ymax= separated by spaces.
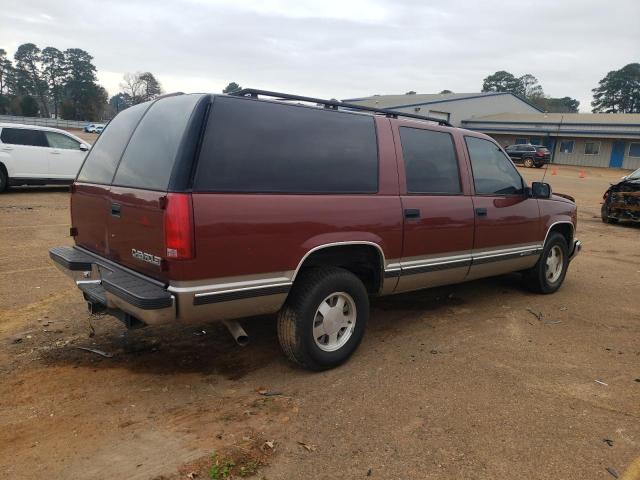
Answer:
xmin=2 ymin=0 xmax=639 ymax=111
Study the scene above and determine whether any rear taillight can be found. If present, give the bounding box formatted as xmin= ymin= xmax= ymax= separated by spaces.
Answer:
xmin=164 ymin=193 xmax=194 ymax=260
xmin=536 ymin=152 xmax=545 ymax=157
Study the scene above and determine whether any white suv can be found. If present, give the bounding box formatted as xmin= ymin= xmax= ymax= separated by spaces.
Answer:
xmin=0 ymin=123 xmax=90 ymax=192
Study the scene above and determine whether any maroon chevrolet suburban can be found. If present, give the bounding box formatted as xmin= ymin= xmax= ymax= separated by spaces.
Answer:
xmin=50 ymin=89 xmax=581 ymax=370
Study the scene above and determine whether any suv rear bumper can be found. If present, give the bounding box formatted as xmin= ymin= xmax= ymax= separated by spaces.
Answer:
xmin=49 ymin=246 xmax=175 ymax=326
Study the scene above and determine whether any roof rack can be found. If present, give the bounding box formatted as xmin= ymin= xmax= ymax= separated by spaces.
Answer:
xmin=230 ymin=88 xmax=453 ymax=127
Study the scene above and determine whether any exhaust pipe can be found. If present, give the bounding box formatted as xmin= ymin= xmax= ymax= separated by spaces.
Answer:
xmin=222 ymin=320 xmax=249 ymax=347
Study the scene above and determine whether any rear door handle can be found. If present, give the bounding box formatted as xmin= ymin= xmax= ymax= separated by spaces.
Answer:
xmin=50 ymin=150 xmax=61 ymax=154
xmin=111 ymin=203 xmax=121 ymax=217
xmin=1 ymin=146 xmax=12 ymax=151
xmin=404 ymin=208 xmax=421 ymax=219
xmin=475 ymin=208 xmax=487 ymax=217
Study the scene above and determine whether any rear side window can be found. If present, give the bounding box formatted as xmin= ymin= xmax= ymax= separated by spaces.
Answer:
xmin=194 ymin=97 xmax=378 ymax=193
xmin=113 ymin=94 xmax=203 ymax=190
xmin=0 ymin=128 xmax=47 ymax=147
xmin=465 ymin=136 xmax=524 ymax=195
xmin=77 ymin=102 xmax=150 ymax=184
xmin=399 ymin=127 xmax=460 ymax=194
xmin=45 ymin=132 xmax=80 ymax=150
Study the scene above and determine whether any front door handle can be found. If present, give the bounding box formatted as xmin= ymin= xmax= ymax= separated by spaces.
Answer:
xmin=1 ymin=146 xmax=13 ymax=151
xmin=404 ymin=208 xmax=421 ymax=219
xmin=475 ymin=208 xmax=487 ymax=217
xmin=111 ymin=203 xmax=121 ymax=217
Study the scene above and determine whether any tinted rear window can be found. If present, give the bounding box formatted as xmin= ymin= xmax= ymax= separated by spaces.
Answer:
xmin=112 ymin=94 xmax=203 ymax=191
xmin=76 ymin=102 xmax=150 ymax=184
xmin=0 ymin=128 xmax=47 ymax=147
xmin=194 ymin=97 xmax=378 ymax=193
xmin=399 ymin=127 xmax=460 ymax=194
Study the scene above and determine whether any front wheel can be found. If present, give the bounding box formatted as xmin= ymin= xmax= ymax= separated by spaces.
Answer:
xmin=0 ymin=168 xmax=7 ymax=193
xmin=601 ymin=204 xmax=618 ymax=224
xmin=523 ymin=232 xmax=569 ymax=294
xmin=524 ymin=157 xmax=534 ymax=168
xmin=277 ymin=267 xmax=369 ymax=371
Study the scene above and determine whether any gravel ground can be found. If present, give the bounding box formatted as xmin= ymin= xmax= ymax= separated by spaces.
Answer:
xmin=0 ymin=165 xmax=639 ymax=480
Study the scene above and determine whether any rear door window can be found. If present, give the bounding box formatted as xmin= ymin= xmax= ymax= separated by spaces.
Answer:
xmin=399 ymin=127 xmax=460 ymax=194
xmin=465 ymin=136 xmax=524 ymax=195
xmin=0 ymin=128 xmax=47 ymax=147
xmin=45 ymin=132 xmax=80 ymax=149
xmin=194 ymin=96 xmax=379 ymax=193
xmin=112 ymin=94 xmax=203 ymax=191
xmin=76 ymin=102 xmax=151 ymax=184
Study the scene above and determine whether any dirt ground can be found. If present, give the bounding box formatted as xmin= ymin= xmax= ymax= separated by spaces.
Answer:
xmin=1 ymin=165 xmax=639 ymax=480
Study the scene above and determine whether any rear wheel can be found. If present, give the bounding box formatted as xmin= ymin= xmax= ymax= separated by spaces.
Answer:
xmin=534 ymin=163 xmax=544 ymax=168
xmin=524 ymin=157 xmax=534 ymax=168
xmin=277 ymin=267 xmax=368 ymax=370
xmin=523 ymin=232 xmax=569 ymax=294
xmin=0 ymin=168 xmax=7 ymax=193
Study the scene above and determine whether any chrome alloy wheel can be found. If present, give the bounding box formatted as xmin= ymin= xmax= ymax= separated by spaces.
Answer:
xmin=545 ymin=245 xmax=564 ymax=283
xmin=313 ymin=292 xmax=357 ymax=352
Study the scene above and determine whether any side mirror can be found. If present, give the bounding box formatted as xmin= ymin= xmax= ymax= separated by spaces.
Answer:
xmin=79 ymin=144 xmax=89 ymax=152
xmin=531 ymin=181 xmax=551 ymax=199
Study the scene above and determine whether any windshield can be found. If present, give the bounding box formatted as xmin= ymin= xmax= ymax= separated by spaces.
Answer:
xmin=627 ymin=168 xmax=640 ymax=180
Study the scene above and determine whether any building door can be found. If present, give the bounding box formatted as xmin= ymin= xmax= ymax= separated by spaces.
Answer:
xmin=610 ymin=141 xmax=625 ymax=168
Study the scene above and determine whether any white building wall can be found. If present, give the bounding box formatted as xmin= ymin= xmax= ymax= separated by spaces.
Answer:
xmin=623 ymin=140 xmax=640 ymax=170
xmin=553 ymin=138 xmax=612 ymax=168
xmin=392 ymin=95 xmax=540 ymax=127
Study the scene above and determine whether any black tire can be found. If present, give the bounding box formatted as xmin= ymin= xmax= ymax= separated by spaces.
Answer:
xmin=523 ymin=232 xmax=569 ymax=294
xmin=277 ymin=267 xmax=369 ymax=371
xmin=523 ymin=157 xmax=534 ymax=168
xmin=534 ymin=163 xmax=544 ymax=168
xmin=0 ymin=168 xmax=7 ymax=193
xmin=601 ymin=204 xmax=618 ymax=224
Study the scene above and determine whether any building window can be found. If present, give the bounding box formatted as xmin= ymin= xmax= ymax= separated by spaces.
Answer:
xmin=629 ymin=142 xmax=640 ymax=158
xmin=559 ymin=140 xmax=574 ymax=154
xmin=515 ymin=138 xmax=528 ymax=145
xmin=584 ymin=142 xmax=600 ymax=155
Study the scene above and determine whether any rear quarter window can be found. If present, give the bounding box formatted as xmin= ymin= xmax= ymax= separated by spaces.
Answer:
xmin=0 ymin=128 xmax=47 ymax=147
xmin=112 ymin=94 xmax=204 ymax=191
xmin=76 ymin=102 xmax=151 ymax=184
xmin=194 ymin=96 xmax=379 ymax=193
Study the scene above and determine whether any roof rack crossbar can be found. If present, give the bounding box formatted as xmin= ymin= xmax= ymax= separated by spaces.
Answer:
xmin=230 ymin=88 xmax=453 ymax=127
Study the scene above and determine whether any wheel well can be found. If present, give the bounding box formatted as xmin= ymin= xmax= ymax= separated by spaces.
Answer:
xmin=296 ymin=245 xmax=384 ymax=294
xmin=0 ymin=162 xmax=7 ymax=177
xmin=548 ymin=223 xmax=573 ymax=247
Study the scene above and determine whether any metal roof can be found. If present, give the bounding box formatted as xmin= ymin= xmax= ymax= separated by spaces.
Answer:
xmin=343 ymin=92 xmax=518 ymax=109
xmin=463 ymin=113 xmax=640 ymax=125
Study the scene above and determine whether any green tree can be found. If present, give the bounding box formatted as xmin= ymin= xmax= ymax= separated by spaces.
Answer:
xmin=20 ymin=95 xmax=39 ymax=116
xmin=120 ymin=72 xmax=163 ymax=104
xmin=533 ymin=96 xmax=580 ymax=113
xmin=481 ymin=71 xmax=524 ymax=97
xmin=439 ymin=89 xmax=453 ymax=94
xmin=405 ymin=90 xmax=416 ymax=95
xmin=591 ymin=63 xmax=640 ymax=113
xmin=138 ymin=72 xmax=163 ymax=101
xmin=222 ymin=82 xmax=241 ymax=94
xmin=41 ymin=47 xmax=66 ymax=118
xmin=13 ymin=43 xmax=49 ymax=117
xmin=60 ymin=48 xmax=105 ymax=120
xmin=109 ymin=92 xmax=131 ymax=112
xmin=520 ymin=74 xmax=544 ymax=100
xmin=0 ymin=49 xmax=14 ymax=114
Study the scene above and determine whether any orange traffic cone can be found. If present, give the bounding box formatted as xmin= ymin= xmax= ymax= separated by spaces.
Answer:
xmin=552 ymin=168 xmax=557 ymax=176
xmin=579 ymin=169 xmax=585 ymax=179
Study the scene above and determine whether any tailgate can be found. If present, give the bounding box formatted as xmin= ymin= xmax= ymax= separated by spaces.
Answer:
xmin=106 ymin=186 xmax=167 ymax=280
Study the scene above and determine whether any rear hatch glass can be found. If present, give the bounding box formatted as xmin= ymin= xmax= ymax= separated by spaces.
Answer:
xmin=72 ymin=94 xmax=204 ymax=279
